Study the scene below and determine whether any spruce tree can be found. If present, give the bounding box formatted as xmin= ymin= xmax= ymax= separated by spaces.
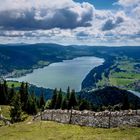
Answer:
xmin=19 ymin=82 xmax=29 ymax=111
xmin=68 ymin=89 xmax=77 ymax=109
xmin=9 ymin=84 xmax=15 ymax=103
xmin=39 ymin=91 xmax=46 ymax=110
xmin=79 ymin=99 xmax=90 ymax=111
xmin=55 ymin=89 xmax=63 ymax=109
xmin=67 ymin=86 xmax=70 ymax=100
xmin=31 ymin=93 xmax=38 ymax=115
xmin=0 ymin=81 xmax=8 ymax=105
xmin=19 ymin=82 xmax=25 ymax=107
xmin=61 ymin=97 xmax=67 ymax=110
xmin=51 ymin=88 xmax=58 ymax=109
xmin=122 ymin=93 xmax=130 ymax=110
xmin=3 ymin=80 xmax=8 ymax=104
xmin=10 ymin=93 xmax=22 ymax=123
xmin=26 ymin=93 xmax=38 ymax=115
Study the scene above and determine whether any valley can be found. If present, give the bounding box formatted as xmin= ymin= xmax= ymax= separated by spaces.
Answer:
xmin=0 ymin=44 xmax=140 ymax=92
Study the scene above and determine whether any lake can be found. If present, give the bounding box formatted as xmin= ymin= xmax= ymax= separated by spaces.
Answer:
xmin=7 ymin=57 xmax=104 ymax=91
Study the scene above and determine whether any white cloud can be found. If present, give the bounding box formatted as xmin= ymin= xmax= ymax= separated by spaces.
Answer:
xmin=115 ymin=0 xmax=140 ymax=7
xmin=0 ymin=0 xmax=94 ymax=30
xmin=0 ymin=0 xmax=140 ymax=46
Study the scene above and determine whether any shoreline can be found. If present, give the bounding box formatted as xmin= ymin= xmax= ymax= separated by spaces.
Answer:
xmin=5 ymin=56 xmax=105 ymax=92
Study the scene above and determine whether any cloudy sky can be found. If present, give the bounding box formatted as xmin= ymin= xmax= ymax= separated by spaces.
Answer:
xmin=0 ymin=0 xmax=140 ymax=46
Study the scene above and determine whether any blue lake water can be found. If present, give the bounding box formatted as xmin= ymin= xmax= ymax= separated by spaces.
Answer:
xmin=7 ymin=57 xmax=104 ymax=91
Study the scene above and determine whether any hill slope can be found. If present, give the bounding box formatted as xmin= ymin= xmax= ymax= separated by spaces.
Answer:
xmin=79 ymin=86 xmax=140 ymax=107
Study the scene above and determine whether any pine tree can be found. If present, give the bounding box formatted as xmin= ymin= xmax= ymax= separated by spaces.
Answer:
xmin=39 ymin=91 xmax=46 ymax=110
xmin=122 ymin=93 xmax=130 ymax=110
xmin=19 ymin=82 xmax=29 ymax=111
xmin=31 ymin=93 xmax=38 ymax=115
xmin=67 ymin=86 xmax=70 ymax=100
xmin=9 ymin=84 xmax=15 ymax=103
xmin=0 ymin=81 xmax=8 ymax=105
xmin=19 ymin=82 xmax=25 ymax=107
xmin=3 ymin=80 xmax=8 ymax=104
xmin=61 ymin=97 xmax=67 ymax=110
xmin=26 ymin=93 xmax=38 ymax=115
xmin=55 ymin=89 xmax=63 ymax=109
xmin=68 ymin=89 xmax=77 ymax=109
xmin=51 ymin=88 xmax=58 ymax=109
xmin=79 ymin=99 xmax=90 ymax=111
xmin=10 ymin=93 xmax=22 ymax=123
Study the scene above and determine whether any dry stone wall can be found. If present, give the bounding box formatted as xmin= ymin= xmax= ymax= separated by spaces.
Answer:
xmin=34 ymin=109 xmax=140 ymax=128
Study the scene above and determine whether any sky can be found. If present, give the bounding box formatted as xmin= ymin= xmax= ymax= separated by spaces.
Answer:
xmin=0 ymin=0 xmax=140 ymax=46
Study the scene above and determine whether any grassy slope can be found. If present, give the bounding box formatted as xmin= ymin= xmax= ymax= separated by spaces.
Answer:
xmin=0 ymin=105 xmax=11 ymax=119
xmin=7 ymin=81 xmax=21 ymax=88
xmin=0 ymin=105 xmax=11 ymax=126
xmin=0 ymin=106 xmax=140 ymax=140
xmin=0 ymin=121 xmax=140 ymax=140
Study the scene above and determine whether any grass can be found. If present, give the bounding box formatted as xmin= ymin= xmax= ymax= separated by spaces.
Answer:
xmin=0 ymin=105 xmax=11 ymax=119
xmin=0 ymin=121 xmax=140 ymax=140
xmin=7 ymin=81 xmax=21 ymax=88
xmin=0 ymin=105 xmax=11 ymax=126
xmin=1 ymin=106 xmax=140 ymax=139
xmin=109 ymin=78 xmax=135 ymax=86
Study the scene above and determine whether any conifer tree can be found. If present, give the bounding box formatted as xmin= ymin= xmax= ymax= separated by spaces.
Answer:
xmin=122 ymin=93 xmax=130 ymax=110
xmin=26 ymin=93 xmax=38 ymax=115
xmin=67 ymin=86 xmax=70 ymax=100
xmin=9 ymin=84 xmax=15 ymax=103
xmin=19 ymin=82 xmax=29 ymax=111
xmin=3 ymin=80 xmax=8 ymax=104
xmin=0 ymin=81 xmax=8 ymax=105
xmin=61 ymin=97 xmax=67 ymax=110
xmin=39 ymin=91 xmax=46 ymax=110
xmin=79 ymin=99 xmax=90 ymax=111
xmin=19 ymin=82 xmax=25 ymax=107
xmin=68 ymin=89 xmax=77 ymax=109
xmin=55 ymin=89 xmax=63 ymax=109
xmin=51 ymin=88 xmax=58 ymax=109
xmin=10 ymin=93 xmax=22 ymax=123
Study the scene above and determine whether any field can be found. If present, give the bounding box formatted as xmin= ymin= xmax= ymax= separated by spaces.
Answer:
xmin=7 ymin=81 xmax=21 ymax=88
xmin=97 ymin=58 xmax=140 ymax=92
xmin=0 ymin=121 xmax=140 ymax=140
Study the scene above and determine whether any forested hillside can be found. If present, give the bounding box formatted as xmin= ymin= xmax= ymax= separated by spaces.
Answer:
xmin=0 ymin=44 xmax=140 ymax=91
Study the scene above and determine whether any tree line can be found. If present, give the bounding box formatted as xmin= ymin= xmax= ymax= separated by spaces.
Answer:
xmin=0 ymin=81 xmax=138 ymax=123
xmin=46 ymin=86 xmax=93 ymax=111
xmin=0 ymin=81 xmax=91 ymax=123
xmin=0 ymin=81 xmax=46 ymax=123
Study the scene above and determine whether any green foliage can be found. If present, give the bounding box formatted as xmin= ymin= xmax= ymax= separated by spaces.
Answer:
xmin=122 ymin=93 xmax=130 ymax=110
xmin=51 ymin=88 xmax=58 ymax=109
xmin=66 ymin=86 xmax=70 ymax=100
xmin=55 ymin=89 xmax=63 ymax=109
xmin=79 ymin=99 xmax=91 ymax=111
xmin=68 ymin=90 xmax=77 ymax=109
xmin=19 ymin=82 xmax=28 ymax=111
xmin=61 ymin=97 xmax=67 ymax=110
xmin=0 ymin=81 xmax=9 ymax=105
xmin=39 ymin=91 xmax=46 ymax=110
xmin=9 ymin=84 xmax=15 ymax=103
xmin=10 ymin=93 xmax=22 ymax=123
xmin=45 ymin=100 xmax=52 ymax=109
xmin=0 ymin=81 xmax=47 ymax=123
xmin=26 ymin=93 xmax=38 ymax=115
